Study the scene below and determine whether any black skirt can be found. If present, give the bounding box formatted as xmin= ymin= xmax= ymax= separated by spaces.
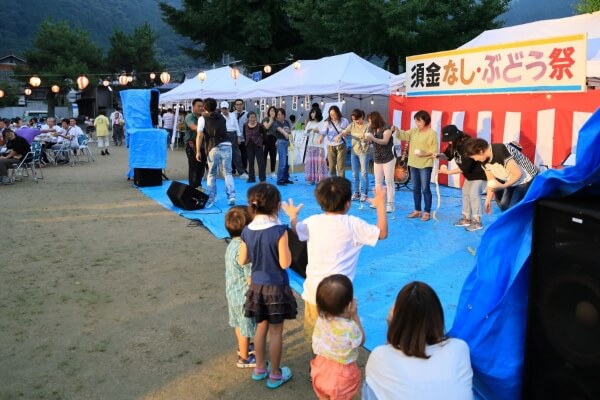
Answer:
xmin=244 ymin=283 xmax=298 ymax=324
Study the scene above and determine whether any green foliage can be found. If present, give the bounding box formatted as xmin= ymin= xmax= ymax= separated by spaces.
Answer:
xmin=14 ymin=19 xmax=104 ymax=88
xmin=286 ymin=0 xmax=511 ymax=73
xmin=576 ymin=0 xmax=600 ymax=13
xmin=159 ymin=0 xmax=305 ymax=67
xmin=106 ymin=23 xmax=164 ymax=86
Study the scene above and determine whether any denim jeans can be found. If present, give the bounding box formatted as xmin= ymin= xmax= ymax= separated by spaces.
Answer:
xmin=351 ymin=149 xmax=369 ymax=196
xmin=462 ymin=179 xmax=486 ymax=219
xmin=497 ymin=180 xmax=532 ymax=211
xmin=410 ymin=166 xmax=433 ymax=212
xmin=276 ymin=139 xmax=289 ymax=183
xmin=227 ymin=131 xmax=245 ymax=174
xmin=206 ymin=144 xmax=235 ymax=202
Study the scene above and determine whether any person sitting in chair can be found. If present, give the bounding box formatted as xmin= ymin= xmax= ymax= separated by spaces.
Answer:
xmin=0 ymin=129 xmax=30 ymax=185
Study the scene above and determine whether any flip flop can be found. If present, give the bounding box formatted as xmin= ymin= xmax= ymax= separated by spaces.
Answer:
xmin=251 ymin=361 xmax=271 ymax=381
xmin=266 ymin=366 xmax=292 ymax=389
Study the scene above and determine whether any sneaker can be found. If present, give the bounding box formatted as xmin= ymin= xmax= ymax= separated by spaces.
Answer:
xmin=228 ymin=197 xmax=235 ymax=206
xmin=239 ymin=173 xmax=249 ymax=180
xmin=270 ymin=173 xmax=277 ymax=179
xmin=386 ymin=203 xmax=394 ymax=213
xmin=360 ymin=194 xmax=368 ymax=202
xmin=237 ymin=354 xmax=257 ymax=368
xmin=453 ymin=216 xmax=471 ymax=227
xmin=204 ymin=201 xmax=214 ymax=209
xmin=284 ymin=179 xmax=294 ymax=184
xmin=466 ymin=220 xmax=483 ymax=231
xmin=351 ymin=192 xmax=361 ymax=201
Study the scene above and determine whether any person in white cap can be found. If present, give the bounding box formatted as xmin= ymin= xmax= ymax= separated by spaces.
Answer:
xmin=221 ymin=101 xmax=248 ymax=179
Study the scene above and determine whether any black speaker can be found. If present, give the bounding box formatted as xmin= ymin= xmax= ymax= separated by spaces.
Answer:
xmin=167 ymin=181 xmax=209 ymax=210
xmin=524 ymin=196 xmax=600 ymax=400
xmin=134 ymin=168 xmax=162 ymax=187
xmin=150 ymin=89 xmax=159 ymax=127
xmin=287 ymin=228 xmax=307 ymax=278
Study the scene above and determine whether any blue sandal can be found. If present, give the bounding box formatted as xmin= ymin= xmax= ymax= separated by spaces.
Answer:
xmin=266 ymin=366 xmax=292 ymax=389
xmin=251 ymin=361 xmax=270 ymax=381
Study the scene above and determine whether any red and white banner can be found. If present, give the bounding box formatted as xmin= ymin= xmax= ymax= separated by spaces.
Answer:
xmin=389 ymin=91 xmax=600 ymax=187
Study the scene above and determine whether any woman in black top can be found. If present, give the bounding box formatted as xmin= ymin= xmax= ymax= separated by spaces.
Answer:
xmin=365 ymin=111 xmax=395 ymax=213
xmin=244 ymin=111 xmax=266 ymax=183
xmin=437 ymin=125 xmax=487 ymax=232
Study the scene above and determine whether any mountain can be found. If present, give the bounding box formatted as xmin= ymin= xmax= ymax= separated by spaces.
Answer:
xmin=502 ymin=0 xmax=578 ymax=27
xmin=0 ymin=0 xmax=582 ymax=69
xmin=0 ymin=0 xmax=195 ymax=69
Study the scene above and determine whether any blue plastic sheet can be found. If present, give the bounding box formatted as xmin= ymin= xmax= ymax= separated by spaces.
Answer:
xmin=120 ymin=89 xmax=159 ymax=130
xmin=128 ymin=128 xmax=167 ymax=169
xmin=450 ymin=108 xmax=600 ymax=400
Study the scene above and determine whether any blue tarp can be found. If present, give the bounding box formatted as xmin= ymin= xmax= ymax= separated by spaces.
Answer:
xmin=450 ymin=108 xmax=600 ymax=400
xmin=120 ymin=89 xmax=159 ymax=130
xmin=128 ymin=128 xmax=167 ymax=169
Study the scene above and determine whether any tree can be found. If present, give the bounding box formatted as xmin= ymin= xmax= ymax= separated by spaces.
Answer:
xmin=159 ymin=0 xmax=306 ymax=70
xmin=106 ymin=23 xmax=164 ymax=86
xmin=575 ymin=0 xmax=600 ymax=13
xmin=14 ymin=18 xmax=104 ymax=116
xmin=286 ymin=0 xmax=511 ymax=74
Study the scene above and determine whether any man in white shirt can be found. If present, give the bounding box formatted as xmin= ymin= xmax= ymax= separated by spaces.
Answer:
xmin=234 ymin=99 xmax=248 ymax=173
xmin=220 ymin=101 xmax=247 ymax=179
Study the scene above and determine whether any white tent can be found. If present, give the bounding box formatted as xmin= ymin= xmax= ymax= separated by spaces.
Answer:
xmin=390 ymin=11 xmax=600 ymax=91
xmin=238 ymin=52 xmax=393 ymax=99
xmin=160 ymin=66 xmax=256 ymax=103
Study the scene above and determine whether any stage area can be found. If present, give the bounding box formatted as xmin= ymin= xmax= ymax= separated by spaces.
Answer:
xmin=139 ymin=176 xmax=498 ymax=350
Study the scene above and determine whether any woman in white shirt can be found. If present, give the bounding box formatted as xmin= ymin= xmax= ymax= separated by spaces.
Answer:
xmin=318 ymin=105 xmax=349 ymax=178
xmin=363 ymin=281 xmax=473 ymax=400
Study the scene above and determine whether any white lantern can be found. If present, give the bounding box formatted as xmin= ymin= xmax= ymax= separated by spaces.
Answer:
xmin=76 ymin=75 xmax=89 ymax=90
xmin=149 ymin=72 xmax=156 ymax=80
xmin=293 ymin=61 xmax=301 ymax=70
xmin=230 ymin=67 xmax=240 ymax=80
xmin=29 ymin=75 xmax=41 ymax=87
xmin=119 ymin=74 xmax=129 ymax=86
xmin=198 ymin=71 xmax=207 ymax=81
xmin=51 ymin=85 xmax=60 ymax=93
xmin=24 ymin=88 xmax=32 ymax=96
xmin=263 ymin=65 xmax=272 ymax=74
xmin=160 ymin=72 xmax=171 ymax=84
xmin=0 ymin=89 xmax=4 ymax=98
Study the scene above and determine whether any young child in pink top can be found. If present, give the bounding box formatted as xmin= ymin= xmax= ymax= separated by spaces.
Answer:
xmin=310 ymin=274 xmax=365 ymax=400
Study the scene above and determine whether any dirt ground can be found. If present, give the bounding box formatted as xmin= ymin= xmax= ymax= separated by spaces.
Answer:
xmin=0 ymin=141 xmax=368 ymax=400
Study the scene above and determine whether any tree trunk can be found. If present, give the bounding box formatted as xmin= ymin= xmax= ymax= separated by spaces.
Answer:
xmin=47 ymin=92 xmax=56 ymax=117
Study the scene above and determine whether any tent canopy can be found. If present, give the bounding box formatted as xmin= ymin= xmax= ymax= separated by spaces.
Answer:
xmin=391 ymin=11 xmax=600 ymax=91
xmin=159 ymin=66 xmax=255 ymax=103
xmin=238 ymin=52 xmax=393 ymax=99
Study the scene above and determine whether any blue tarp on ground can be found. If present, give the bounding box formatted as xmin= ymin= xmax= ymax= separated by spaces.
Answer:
xmin=138 ymin=178 xmax=497 ymax=351
xmin=449 ymin=108 xmax=600 ymax=400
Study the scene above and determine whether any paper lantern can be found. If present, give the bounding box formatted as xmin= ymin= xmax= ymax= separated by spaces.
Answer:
xmin=230 ymin=67 xmax=240 ymax=80
xmin=51 ymin=85 xmax=60 ymax=93
xmin=24 ymin=88 xmax=32 ymax=96
xmin=0 ymin=90 xmax=4 ymax=98
xmin=263 ymin=65 xmax=272 ymax=74
xmin=102 ymin=79 xmax=110 ymax=87
xmin=119 ymin=74 xmax=128 ymax=86
xmin=198 ymin=71 xmax=206 ymax=81
xmin=77 ymin=75 xmax=89 ymax=90
xmin=127 ymin=76 xmax=133 ymax=83
xmin=29 ymin=76 xmax=41 ymax=87
xmin=149 ymin=72 xmax=156 ymax=80
xmin=160 ymin=71 xmax=170 ymax=84
xmin=293 ymin=61 xmax=301 ymax=70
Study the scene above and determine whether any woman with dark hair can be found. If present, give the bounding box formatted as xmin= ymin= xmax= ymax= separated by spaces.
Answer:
xmin=437 ymin=125 xmax=487 ymax=231
xmin=244 ymin=111 xmax=266 ymax=183
xmin=365 ymin=111 xmax=395 ymax=213
xmin=273 ymin=108 xmax=293 ymax=186
xmin=262 ymin=106 xmax=279 ymax=178
xmin=342 ymin=109 xmax=370 ymax=201
xmin=363 ymin=281 xmax=473 ymax=400
xmin=304 ymin=107 xmax=327 ymax=184
xmin=394 ymin=110 xmax=438 ymax=221
xmin=318 ymin=105 xmax=349 ymax=178
xmin=464 ymin=137 xmax=538 ymax=213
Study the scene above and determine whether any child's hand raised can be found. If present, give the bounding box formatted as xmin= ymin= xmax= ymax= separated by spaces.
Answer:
xmin=281 ymin=198 xmax=303 ymax=219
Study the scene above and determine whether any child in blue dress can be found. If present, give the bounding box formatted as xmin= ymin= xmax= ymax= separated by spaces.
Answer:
xmin=238 ymin=183 xmax=297 ymax=389
xmin=224 ymin=206 xmax=256 ymax=368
